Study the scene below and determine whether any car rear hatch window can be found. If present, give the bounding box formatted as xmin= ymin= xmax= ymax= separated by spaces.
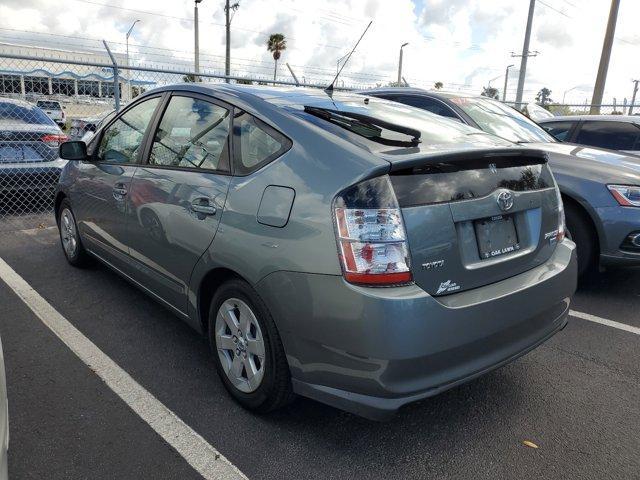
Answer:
xmin=389 ymin=149 xmax=562 ymax=296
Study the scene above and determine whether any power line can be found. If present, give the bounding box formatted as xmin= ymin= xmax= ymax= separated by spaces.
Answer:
xmin=537 ymin=0 xmax=572 ymax=18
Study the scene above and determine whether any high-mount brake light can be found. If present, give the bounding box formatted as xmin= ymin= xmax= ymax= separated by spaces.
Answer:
xmin=41 ymin=134 xmax=68 ymax=147
xmin=333 ymin=175 xmax=412 ymax=286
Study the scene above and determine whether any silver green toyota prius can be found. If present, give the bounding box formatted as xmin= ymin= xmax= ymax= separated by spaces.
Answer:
xmin=55 ymin=84 xmax=577 ymax=420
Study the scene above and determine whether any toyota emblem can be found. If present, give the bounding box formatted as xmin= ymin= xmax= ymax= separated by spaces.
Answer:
xmin=497 ymin=190 xmax=514 ymax=211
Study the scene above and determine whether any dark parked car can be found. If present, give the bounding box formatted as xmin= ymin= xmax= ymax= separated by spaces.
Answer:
xmin=363 ymin=88 xmax=640 ymax=275
xmin=538 ymin=115 xmax=640 ymax=155
xmin=55 ymin=84 xmax=576 ymax=420
xmin=0 ymin=98 xmax=67 ymax=213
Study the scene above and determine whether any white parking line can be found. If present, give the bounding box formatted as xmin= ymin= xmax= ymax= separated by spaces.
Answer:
xmin=570 ymin=310 xmax=640 ymax=336
xmin=0 ymin=256 xmax=247 ymax=480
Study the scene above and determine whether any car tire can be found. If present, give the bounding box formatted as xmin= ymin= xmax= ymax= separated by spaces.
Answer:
xmin=208 ymin=278 xmax=295 ymax=413
xmin=565 ymin=202 xmax=596 ymax=277
xmin=57 ymin=199 xmax=90 ymax=267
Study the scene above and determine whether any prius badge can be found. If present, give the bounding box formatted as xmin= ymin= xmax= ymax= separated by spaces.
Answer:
xmin=497 ymin=190 xmax=514 ymax=212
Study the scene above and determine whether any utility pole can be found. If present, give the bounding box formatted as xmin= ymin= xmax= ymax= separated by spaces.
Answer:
xmin=224 ymin=1 xmax=239 ymax=83
xmin=515 ymin=0 xmax=536 ymax=108
xmin=630 ymin=80 xmax=639 ymax=115
xmin=194 ymin=0 xmax=203 ymax=76
xmin=397 ymin=42 xmax=408 ymax=86
xmin=591 ymin=0 xmax=620 ymax=114
xmin=125 ymin=19 xmax=140 ymax=102
xmin=502 ymin=64 xmax=514 ymax=102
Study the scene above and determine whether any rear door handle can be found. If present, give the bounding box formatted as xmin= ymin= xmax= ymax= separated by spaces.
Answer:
xmin=191 ymin=198 xmax=217 ymax=216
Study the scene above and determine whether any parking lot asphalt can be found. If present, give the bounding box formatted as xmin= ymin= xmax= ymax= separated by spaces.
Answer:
xmin=0 ymin=218 xmax=638 ymax=480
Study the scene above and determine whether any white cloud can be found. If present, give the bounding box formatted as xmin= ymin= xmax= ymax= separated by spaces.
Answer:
xmin=0 ymin=0 xmax=638 ymax=104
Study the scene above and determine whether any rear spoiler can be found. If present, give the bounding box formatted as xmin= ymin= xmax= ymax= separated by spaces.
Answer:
xmin=384 ymin=148 xmax=549 ymax=173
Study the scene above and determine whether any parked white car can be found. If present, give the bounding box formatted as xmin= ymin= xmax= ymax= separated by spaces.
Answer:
xmin=36 ymin=100 xmax=65 ymax=128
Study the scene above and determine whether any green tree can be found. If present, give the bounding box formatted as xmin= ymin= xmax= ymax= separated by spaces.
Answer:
xmin=267 ymin=33 xmax=287 ymax=82
xmin=434 ymin=81 xmax=443 ymax=90
xmin=536 ymin=87 xmax=553 ymax=106
xmin=481 ymin=86 xmax=499 ymax=99
xmin=182 ymin=74 xmax=202 ymax=83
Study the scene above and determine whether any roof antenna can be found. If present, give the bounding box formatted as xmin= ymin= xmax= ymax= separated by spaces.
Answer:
xmin=325 ymin=20 xmax=372 ymax=94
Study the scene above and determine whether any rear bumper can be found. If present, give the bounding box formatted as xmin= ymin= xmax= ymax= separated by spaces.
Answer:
xmin=257 ymin=239 xmax=577 ymax=420
xmin=596 ymin=206 xmax=640 ymax=267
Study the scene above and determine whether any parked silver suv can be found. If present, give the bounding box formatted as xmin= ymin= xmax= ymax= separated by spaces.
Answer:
xmin=56 ymin=85 xmax=577 ymax=419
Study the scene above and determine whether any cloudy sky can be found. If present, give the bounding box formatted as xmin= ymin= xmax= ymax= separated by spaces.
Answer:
xmin=0 ymin=0 xmax=638 ymax=105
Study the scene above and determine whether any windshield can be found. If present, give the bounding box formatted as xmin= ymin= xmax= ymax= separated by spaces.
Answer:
xmin=36 ymin=101 xmax=61 ymax=110
xmin=0 ymin=102 xmax=56 ymax=125
xmin=450 ymin=96 xmax=555 ymax=143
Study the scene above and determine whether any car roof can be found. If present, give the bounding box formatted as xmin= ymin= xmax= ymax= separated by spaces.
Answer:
xmin=538 ymin=115 xmax=640 ymax=123
xmin=360 ymin=87 xmax=470 ymax=100
xmin=0 ymin=97 xmax=38 ymax=108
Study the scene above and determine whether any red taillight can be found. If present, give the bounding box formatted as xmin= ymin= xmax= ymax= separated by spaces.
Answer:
xmin=41 ymin=134 xmax=68 ymax=147
xmin=333 ymin=176 xmax=412 ymax=287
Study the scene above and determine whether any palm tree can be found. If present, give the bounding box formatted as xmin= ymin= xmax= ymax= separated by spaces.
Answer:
xmin=267 ymin=33 xmax=286 ymax=82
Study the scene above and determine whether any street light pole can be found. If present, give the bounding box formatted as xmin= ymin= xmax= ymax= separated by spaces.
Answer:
xmin=397 ymin=42 xmax=408 ymax=86
xmin=125 ymin=19 xmax=140 ymax=102
xmin=502 ymin=64 xmax=514 ymax=102
xmin=194 ymin=0 xmax=203 ymax=76
xmin=562 ymin=85 xmax=581 ymax=104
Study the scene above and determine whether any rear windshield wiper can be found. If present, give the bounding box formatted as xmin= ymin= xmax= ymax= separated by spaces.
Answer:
xmin=303 ymin=106 xmax=421 ymax=147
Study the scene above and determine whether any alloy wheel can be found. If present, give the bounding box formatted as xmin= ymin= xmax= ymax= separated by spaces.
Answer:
xmin=215 ymin=298 xmax=266 ymax=393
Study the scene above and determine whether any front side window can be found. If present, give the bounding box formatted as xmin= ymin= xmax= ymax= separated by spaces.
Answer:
xmin=233 ymin=112 xmax=289 ymax=174
xmin=575 ymin=121 xmax=640 ymax=151
xmin=149 ymin=96 xmax=231 ymax=171
xmin=450 ymin=96 xmax=554 ymax=143
xmin=541 ymin=121 xmax=575 ymax=141
xmin=97 ymin=97 xmax=160 ymax=164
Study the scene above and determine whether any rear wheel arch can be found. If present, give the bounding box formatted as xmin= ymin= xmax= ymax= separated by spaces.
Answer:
xmin=197 ymin=268 xmax=245 ymax=333
xmin=54 ymin=192 xmax=67 ymax=224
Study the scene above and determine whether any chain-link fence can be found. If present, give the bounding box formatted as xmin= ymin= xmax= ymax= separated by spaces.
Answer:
xmin=0 ymin=51 xmax=340 ymax=230
xmin=1 ymin=50 xmax=639 ymax=231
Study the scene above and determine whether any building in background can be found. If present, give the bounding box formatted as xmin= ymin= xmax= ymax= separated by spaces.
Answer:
xmin=0 ymin=42 xmax=154 ymax=102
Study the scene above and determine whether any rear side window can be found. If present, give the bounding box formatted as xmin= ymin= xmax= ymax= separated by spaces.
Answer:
xmin=97 ymin=96 xmax=160 ymax=164
xmin=233 ymin=111 xmax=291 ymax=175
xmin=541 ymin=121 xmax=575 ymax=141
xmin=149 ymin=96 xmax=231 ymax=172
xmin=575 ymin=121 xmax=640 ymax=151
xmin=385 ymin=95 xmax=461 ymax=120
xmin=36 ymin=101 xmax=61 ymax=110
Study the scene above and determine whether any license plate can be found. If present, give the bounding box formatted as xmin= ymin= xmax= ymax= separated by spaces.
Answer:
xmin=475 ymin=214 xmax=520 ymax=259
xmin=0 ymin=145 xmax=25 ymax=162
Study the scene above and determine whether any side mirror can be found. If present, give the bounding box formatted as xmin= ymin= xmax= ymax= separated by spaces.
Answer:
xmin=59 ymin=141 xmax=88 ymax=160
